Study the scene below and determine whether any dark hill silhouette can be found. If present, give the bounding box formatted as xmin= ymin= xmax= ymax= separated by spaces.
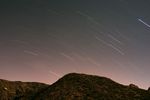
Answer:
xmin=0 ymin=73 xmax=150 ymax=100
xmin=34 ymin=73 xmax=150 ymax=100
xmin=0 ymin=79 xmax=49 ymax=100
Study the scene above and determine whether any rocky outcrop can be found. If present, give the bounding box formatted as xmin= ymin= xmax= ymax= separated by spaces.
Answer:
xmin=129 ymin=84 xmax=139 ymax=89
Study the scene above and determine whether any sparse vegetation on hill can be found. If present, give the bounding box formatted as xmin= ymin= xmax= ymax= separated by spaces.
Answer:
xmin=0 ymin=73 xmax=150 ymax=100
xmin=0 ymin=79 xmax=49 ymax=100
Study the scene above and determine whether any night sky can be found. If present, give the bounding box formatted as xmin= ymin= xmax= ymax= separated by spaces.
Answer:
xmin=0 ymin=0 xmax=150 ymax=89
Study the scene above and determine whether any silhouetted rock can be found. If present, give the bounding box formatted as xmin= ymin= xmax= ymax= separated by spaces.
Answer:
xmin=148 ymin=87 xmax=150 ymax=92
xmin=0 ymin=73 xmax=150 ymax=100
xmin=129 ymin=84 xmax=139 ymax=89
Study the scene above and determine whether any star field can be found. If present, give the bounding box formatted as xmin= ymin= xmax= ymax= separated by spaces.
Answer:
xmin=0 ymin=0 xmax=150 ymax=89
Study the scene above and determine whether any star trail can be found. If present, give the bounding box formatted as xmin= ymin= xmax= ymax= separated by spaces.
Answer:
xmin=138 ymin=18 xmax=150 ymax=28
xmin=0 ymin=0 xmax=150 ymax=89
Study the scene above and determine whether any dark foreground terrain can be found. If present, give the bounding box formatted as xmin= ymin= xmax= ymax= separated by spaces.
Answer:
xmin=0 ymin=73 xmax=150 ymax=100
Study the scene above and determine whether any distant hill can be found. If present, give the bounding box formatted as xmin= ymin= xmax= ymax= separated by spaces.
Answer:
xmin=0 ymin=73 xmax=150 ymax=100
xmin=0 ymin=79 xmax=49 ymax=100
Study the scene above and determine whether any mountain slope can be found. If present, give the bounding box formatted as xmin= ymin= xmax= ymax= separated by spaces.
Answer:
xmin=0 ymin=73 xmax=150 ymax=100
xmin=0 ymin=79 xmax=49 ymax=100
xmin=34 ymin=73 xmax=150 ymax=100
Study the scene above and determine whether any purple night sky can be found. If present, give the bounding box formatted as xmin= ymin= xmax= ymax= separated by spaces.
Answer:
xmin=0 ymin=0 xmax=150 ymax=89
